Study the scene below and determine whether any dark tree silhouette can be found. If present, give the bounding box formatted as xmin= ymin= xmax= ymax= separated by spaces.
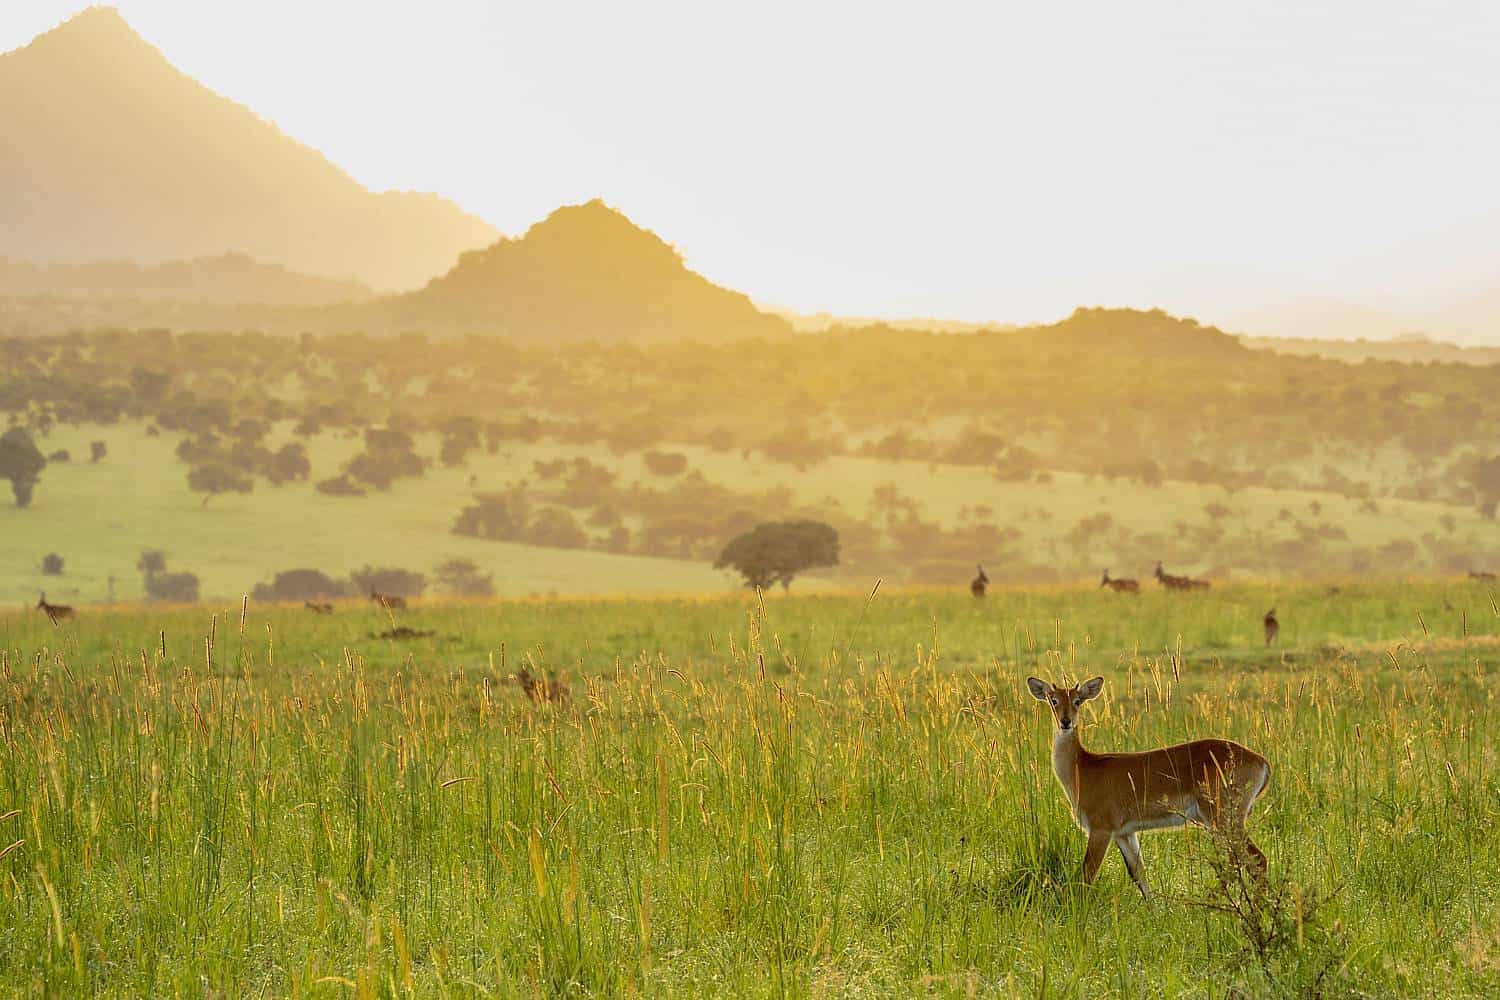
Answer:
xmin=349 ymin=566 xmax=426 ymax=598
xmin=89 ymin=440 xmax=107 ymax=463
xmin=41 ymin=553 xmax=64 ymax=575
xmin=188 ymin=463 xmax=253 ymax=506
xmin=715 ymin=520 xmax=839 ymax=591
xmin=0 ymin=427 xmax=46 ymax=507
xmin=251 ymin=569 xmax=348 ymax=602
xmin=435 ymin=559 xmax=495 ymax=597
xmin=1466 ymin=454 xmax=1500 ymax=519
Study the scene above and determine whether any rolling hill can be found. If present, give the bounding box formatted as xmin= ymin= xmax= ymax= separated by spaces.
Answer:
xmin=364 ymin=199 xmax=792 ymax=340
xmin=0 ymin=7 xmax=497 ymax=291
xmin=0 ymin=252 xmax=372 ymax=306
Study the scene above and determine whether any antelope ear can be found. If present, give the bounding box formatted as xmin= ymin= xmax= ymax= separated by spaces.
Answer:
xmin=1026 ymin=677 xmax=1051 ymax=701
xmin=1078 ymin=676 xmax=1105 ymax=701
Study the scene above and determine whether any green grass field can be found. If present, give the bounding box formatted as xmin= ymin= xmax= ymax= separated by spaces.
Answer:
xmin=1 ymin=580 xmax=1498 ymax=996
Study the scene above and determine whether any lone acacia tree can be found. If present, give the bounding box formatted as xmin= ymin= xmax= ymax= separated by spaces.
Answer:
xmin=188 ymin=463 xmax=253 ymax=506
xmin=0 ymin=427 xmax=46 ymax=508
xmin=715 ymin=520 xmax=839 ymax=591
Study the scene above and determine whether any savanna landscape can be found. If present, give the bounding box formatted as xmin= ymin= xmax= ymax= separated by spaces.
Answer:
xmin=4 ymin=4 xmax=1500 ymax=997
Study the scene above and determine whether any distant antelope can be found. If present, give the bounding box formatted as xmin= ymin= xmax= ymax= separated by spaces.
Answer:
xmin=970 ymin=564 xmax=989 ymax=598
xmin=1263 ymin=609 xmax=1279 ymax=647
xmin=370 ymin=589 xmax=407 ymax=611
xmin=36 ymin=592 xmax=74 ymax=624
xmin=305 ymin=601 xmax=334 ymax=614
xmin=1100 ymin=569 xmax=1139 ymax=594
xmin=1027 ymin=675 xmax=1271 ymax=897
xmin=1154 ymin=561 xmax=1210 ymax=591
xmin=1470 ymin=570 xmax=1496 ymax=583
xmin=516 ymin=668 xmax=568 ymax=704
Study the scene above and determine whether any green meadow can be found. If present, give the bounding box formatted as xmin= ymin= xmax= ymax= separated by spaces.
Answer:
xmin=8 ymin=421 xmax=1500 ymax=608
xmin=1 ymin=580 xmax=1498 ymax=996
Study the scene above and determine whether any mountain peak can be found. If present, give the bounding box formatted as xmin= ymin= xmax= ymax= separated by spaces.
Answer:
xmin=392 ymin=201 xmax=789 ymax=342
xmin=0 ymin=5 xmax=497 ymax=290
xmin=18 ymin=6 xmax=143 ymax=53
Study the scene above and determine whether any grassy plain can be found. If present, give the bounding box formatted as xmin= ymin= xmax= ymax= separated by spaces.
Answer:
xmin=6 ymin=422 xmax=1500 ymax=607
xmin=1 ymin=580 xmax=1498 ymax=996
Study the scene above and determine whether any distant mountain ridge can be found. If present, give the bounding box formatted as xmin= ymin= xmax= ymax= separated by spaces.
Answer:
xmin=0 ymin=6 xmax=497 ymax=291
xmin=0 ymin=253 xmax=372 ymax=306
xmin=364 ymin=200 xmax=791 ymax=340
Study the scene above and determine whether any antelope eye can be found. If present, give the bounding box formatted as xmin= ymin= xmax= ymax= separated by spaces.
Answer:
xmin=1048 ymin=697 xmax=1057 ymax=706
xmin=1073 ymin=698 xmax=1082 ymax=707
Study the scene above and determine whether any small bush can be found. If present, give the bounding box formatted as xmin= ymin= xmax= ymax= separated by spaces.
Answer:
xmin=41 ymin=553 xmax=64 ymax=575
xmin=47 ymin=450 xmax=71 ymax=463
xmin=145 ymin=571 xmax=200 ymax=603
xmin=643 ymin=450 xmax=689 ymax=477
xmin=316 ymin=475 xmax=366 ymax=497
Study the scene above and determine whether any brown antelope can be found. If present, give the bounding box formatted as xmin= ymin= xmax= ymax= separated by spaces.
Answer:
xmin=1263 ymin=609 xmax=1279 ymax=647
xmin=516 ymin=668 xmax=568 ymax=703
xmin=36 ymin=592 xmax=74 ymax=624
xmin=1470 ymin=570 xmax=1496 ymax=583
xmin=970 ymin=565 xmax=989 ymax=598
xmin=1155 ymin=561 xmax=1210 ymax=591
xmin=370 ymin=589 xmax=407 ymax=611
xmin=1100 ymin=569 xmax=1139 ymax=594
xmin=305 ymin=601 xmax=334 ymax=614
xmin=1026 ymin=675 xmax=1271 ymax=897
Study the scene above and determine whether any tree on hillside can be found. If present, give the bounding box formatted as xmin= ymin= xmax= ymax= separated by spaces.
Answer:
xmin=715 ymin=520 xmax=839 ymax=591
xmin=1465 ymin=454 xmax=1500 ymax=519
xmin=137 ymin=550 xmax=200 ymax=602
xmin=264 ymin=442 xmax=311 ymax=485
xmin=349 ymin=566 xmax=426 ymax=599
xmin=0 ymin=427 xmax=46 ymax=507
xmin=435 ymin=559 xmax=495 ymax=597
xmin=250 ymin=569 xmax=347 ymax=602
xmin=188 ymin=463 xmax=253 ymax=506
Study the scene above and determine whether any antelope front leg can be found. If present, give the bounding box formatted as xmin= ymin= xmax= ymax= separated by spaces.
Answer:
xmin=1081 ymin=830 xmax=1111 ymax=885
xmin=1115 ymin=832 xmax=1150 ymax=898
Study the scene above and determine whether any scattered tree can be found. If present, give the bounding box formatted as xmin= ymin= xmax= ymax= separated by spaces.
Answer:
xmin=714 ymin=520 xmax=840 ymax=591
xmin=41 ymin=553 xmax=64 ymax=576
xmin=251 ymin=569 xmax=348 ymax=602
xmin=0 ymin=427 xmax=46 ymax=508
xmin=89 ymin=440 xmax=107 ymax=464
xmin=188 ymin=463 xmax=254 ymax=506
xmin=349 ymin=566 xmax=427 ymax=599
xmin=434 ymin=558 xmax=496 ymax=597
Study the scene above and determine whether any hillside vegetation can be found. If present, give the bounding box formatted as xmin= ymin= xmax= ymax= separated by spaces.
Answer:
xmin=4 ymin=310 xmax=1499 ymax=602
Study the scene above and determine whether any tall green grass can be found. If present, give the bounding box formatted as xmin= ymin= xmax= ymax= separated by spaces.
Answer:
xmin=0 ymin=581 xmax=1497 ymax=995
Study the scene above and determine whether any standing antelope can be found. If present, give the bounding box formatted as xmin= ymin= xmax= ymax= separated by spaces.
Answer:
xmin=37 ymin=592 xmax=74 ymax=624
xmin=970 ymin=565 xmax=989 ymax=598
xmin=1100 ymin=569 xmax=1139 ymax=594
xmin=1263 ymin=609 xmax=1279 ymax=647
xmin=1470 ymin=570 xmax=1496 ymax=583
xmin=370 ymin=589 xmax=407 ymax=611
xmin=305 ymin=601 xmax=334 ymax=614
xmin=1026 ymin=675 xmax=1271 ymax=897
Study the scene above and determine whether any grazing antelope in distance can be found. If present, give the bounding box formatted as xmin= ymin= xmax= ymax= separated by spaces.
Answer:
xmin=1263 ymin=609 xmax=1279 ymax=647
xmin=970 ymin=564 xmax=989 ymax=598
xmin=370 ymin=589 xmax=407 ymax=611
xmin=1155 ymin=561 xmax=1210 ymax=591
xmin=1100 ymin=569 xmax=1139 ymax=594
xmin=1026 ymin=675 xmax=1271 ymax=897
xmin=1470 ymin=570 xmax=1496 ymax=583
xmin=305 ymin=601 xmax=334 ymax=614
xmin=36 ymin=592 xmax=74 ymax=624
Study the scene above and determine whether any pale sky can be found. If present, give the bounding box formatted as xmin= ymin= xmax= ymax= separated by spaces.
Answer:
xmin=5 ymin=1 xmax=1500 ymax=331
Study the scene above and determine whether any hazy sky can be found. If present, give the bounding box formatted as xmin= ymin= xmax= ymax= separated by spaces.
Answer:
xmin=4 ymin=2 xmax=1500 ymax=327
